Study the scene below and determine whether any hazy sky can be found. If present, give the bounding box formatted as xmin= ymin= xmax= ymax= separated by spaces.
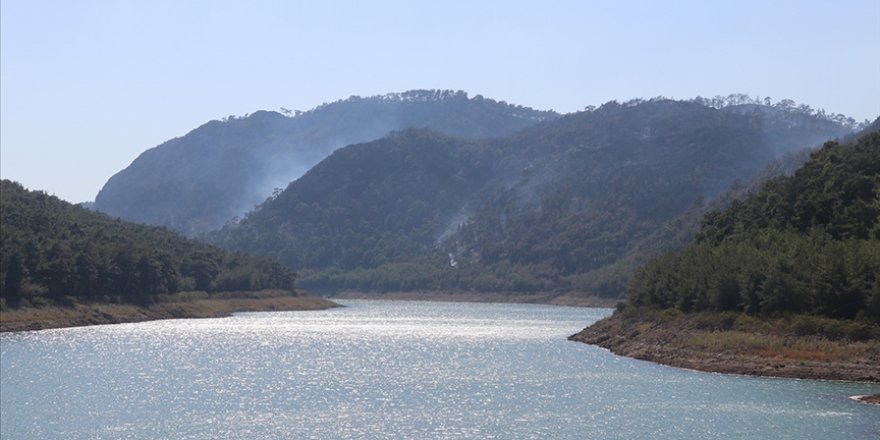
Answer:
xmin=2 ymin=0 xmax=879 ymax=203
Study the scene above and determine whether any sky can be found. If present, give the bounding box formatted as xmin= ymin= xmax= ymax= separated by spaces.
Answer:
xmin=2 ymin=0 xmax=879 ymax=204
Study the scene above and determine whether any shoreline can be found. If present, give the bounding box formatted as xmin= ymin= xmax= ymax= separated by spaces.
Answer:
xmin=0 ymin=296 xmax=340 ymax=333
xmin=569 ymin=312 xmax=880 ymax=384
xmin=1 ymin=290 xmax=611 ymax=333
xmin=326 ymin=290 xmax=618 ymax=308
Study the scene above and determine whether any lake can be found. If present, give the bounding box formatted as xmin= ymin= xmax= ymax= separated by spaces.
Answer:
xmin=1 ymin=299 xmax=878 ymax=439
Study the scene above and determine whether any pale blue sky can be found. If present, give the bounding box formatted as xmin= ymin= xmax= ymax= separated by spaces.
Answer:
xmin=2 ymin=0 xmax=879 ymax=203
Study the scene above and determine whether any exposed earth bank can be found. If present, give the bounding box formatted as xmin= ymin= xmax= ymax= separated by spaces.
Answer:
xmin=569 ymin=310 xmax=880 ymax=384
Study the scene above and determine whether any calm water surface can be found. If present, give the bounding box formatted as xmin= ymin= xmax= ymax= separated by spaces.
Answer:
xmin=1 ymin=300 xmax=878 ymax=439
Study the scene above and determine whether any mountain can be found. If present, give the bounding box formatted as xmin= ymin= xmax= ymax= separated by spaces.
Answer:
xmin=0 ymin=180 xmax=297 ymax=308
xmin=209 ymin=97 xmax=856 ymax=297
xmin=92 ymin=90 xmax=558 ymax=236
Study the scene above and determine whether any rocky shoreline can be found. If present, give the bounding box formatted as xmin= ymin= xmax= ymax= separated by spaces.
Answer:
xmin=851 ymin=395 xmax=880 ymax=404
xmin=0 ymin=296 xmax=339 ymax=333
xmin=569 ymin=312 xmax=880 ymax=384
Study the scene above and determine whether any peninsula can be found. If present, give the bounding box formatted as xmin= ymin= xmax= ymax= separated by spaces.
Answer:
xmin=571 ymin=130 xmax=880 ymax=385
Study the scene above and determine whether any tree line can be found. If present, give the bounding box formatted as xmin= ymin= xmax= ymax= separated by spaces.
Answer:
xmin=1 ymin=180 xmax=295 ymax=308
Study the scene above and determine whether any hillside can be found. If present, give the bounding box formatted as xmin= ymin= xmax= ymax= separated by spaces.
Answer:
xmin=93 ymin=90 xmax=557 ymax=236
xmin=210 ymin=129 xmax=492 ymax=269
xmin=570 ymin=129 xmax=880 ymax=381
xmin=627 ymin=130 xmax=880 ymax=320
xmin=210 ymin=97 xmax=855 ymax=298
xmin=0 ymin=180 xmax=302 ymax=309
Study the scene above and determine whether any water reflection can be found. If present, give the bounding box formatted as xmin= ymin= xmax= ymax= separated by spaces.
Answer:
xmin=2 ymin=300 xmax=878 ymax=439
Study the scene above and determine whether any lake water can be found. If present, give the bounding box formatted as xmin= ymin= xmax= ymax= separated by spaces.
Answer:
xmin=1 ymin=300 xmax=878 ymax=439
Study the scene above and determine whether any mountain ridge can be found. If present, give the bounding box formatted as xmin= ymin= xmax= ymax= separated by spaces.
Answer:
xmin=93 ymin=90 xmax=558 ymax=235
xmin=209 ymin=97 xmax=857 ymax=297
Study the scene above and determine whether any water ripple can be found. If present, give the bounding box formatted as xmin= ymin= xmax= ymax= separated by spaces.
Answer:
xmin=2 ymin=300 xmax=878 ymax=439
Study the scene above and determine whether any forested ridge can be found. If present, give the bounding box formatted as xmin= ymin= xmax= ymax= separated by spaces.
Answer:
xmin=94 ymin=90 xmax=557 ymax=236
xmin=211 ymin=98 xmax=855 ymax=297
xmin=626 ymin=129 xmax=880 ymax=323
xmin=0 ymin=180 xmax=296 ymax=309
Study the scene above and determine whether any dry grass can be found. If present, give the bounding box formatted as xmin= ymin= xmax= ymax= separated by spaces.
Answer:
xmin=1 ymin=303 xmax=143 ymax=324
xmin=682 ymin=330 xmax=880 ymax=362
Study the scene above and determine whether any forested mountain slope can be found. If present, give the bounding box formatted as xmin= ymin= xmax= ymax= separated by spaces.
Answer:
xmin=627 ymin=129 xmax=880 ymax=321
xmin=0 ymin=180 xmax=297 ymax=308
xmin=210 ymin=98 xmax=855 ymax=297
xmin=210 ymin=129 xmax=491 ymax=269
xmin=93 ymin=90 xmax=557 ymax=236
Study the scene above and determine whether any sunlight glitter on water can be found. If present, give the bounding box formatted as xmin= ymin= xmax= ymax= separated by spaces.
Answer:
xmin=2 ymin=300 xmax=878 ymax=440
